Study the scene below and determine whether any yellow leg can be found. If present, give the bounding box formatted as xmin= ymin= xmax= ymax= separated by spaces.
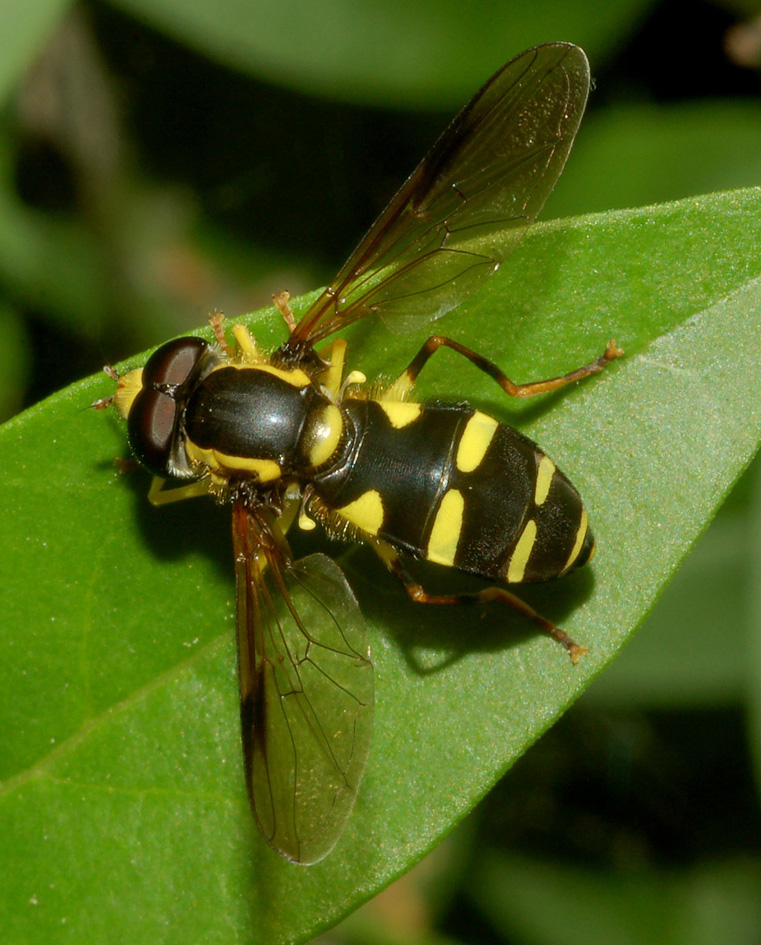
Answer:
xmin=148 ymin=476 xmax=212 ymax=506
xmin=315 ymin=338 xmax=366 ymax=401
xmin=209 ymin=313 xmax=263 ymax=365
xmin=231 ymin=323 xmax=262 ymax=364
xmin=319 ymin=338 xmax=348 ymax=398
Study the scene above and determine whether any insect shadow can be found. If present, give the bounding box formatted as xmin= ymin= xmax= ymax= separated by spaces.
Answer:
xmin=333 ymin=542 xmax=597 ymax=678
xmin=115 ymin=461 xmax=233 ymax=582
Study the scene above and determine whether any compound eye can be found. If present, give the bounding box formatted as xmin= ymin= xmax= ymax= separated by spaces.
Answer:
xmin=127 ymin=387 xmax=179 ymax=477
xmin=142 ymin=337 xmax=208 ymax=388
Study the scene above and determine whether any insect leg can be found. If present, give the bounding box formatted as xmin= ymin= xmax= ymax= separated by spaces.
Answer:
xmin=231 ymin=324 xmax=264 ymax=364
xmin=317 ymin=339 xmax=348 ymax=399
xmin=209 ymin=312 xmax=235 ymax=356
xmin=370 ymin=538 xmax=587 ymax=663
xmin=208 ymin=312 xmax=265 ymax=364
xmin=314 ymin=338 xmax=368 ymax=401
xmin=147 ymin=476 xmax=212 ymax=506
xmin=390 ymin=336 xmax=623 ymax=399
xmin=273 ymin=291 xmax=298 ymax=333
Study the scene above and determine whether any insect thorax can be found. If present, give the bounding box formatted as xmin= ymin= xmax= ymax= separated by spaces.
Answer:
xmin=181 ymin=364 xmax=344 ymax=486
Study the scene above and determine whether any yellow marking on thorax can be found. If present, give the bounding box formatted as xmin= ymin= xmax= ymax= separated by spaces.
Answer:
xmin=534 ymin=455 xmax=556 ymax=506
xmin=506 ymin=519 xmax=537 ymax=583
xmin=304 ymin=404 xmax=343 ymax=468
xmin=426 ymin=489 xmax=465 ymax=567
xmin=223 ymin=362 xmax=311 ymax=387
xmin=258 ymin=364 xmax=311 ymax=387
xmin=456 ymin=412 xmax=499 ymax=473
xmin=377 ymin=401 xmax=423 ymax=429
xmin=560 ymin=509 xmax=588 ymax=575
xmin=185 ymin=442 xmax=282 ymax=483
xmin=336 ymin=490 xmax=384 ymax=536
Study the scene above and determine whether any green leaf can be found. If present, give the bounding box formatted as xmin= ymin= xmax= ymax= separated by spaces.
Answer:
xmin=0 ymin=0 xmax=72 ymax=106
xmin=745 ymin=440 xmax=761 ymax=798
xmin=583 ymin=506 xmax=748 ymax=709
xmin=109 ymin=0 xmax=655 ymax=107
xmin=3 ymin=188 xmax=761 ymax=944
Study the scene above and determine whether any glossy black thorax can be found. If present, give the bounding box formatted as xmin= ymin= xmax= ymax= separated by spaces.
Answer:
xmin=184 ymin=366 xmax=325 ymax=474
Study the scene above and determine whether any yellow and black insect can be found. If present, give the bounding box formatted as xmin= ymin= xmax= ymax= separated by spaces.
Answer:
xmin=96 ymin=43 xmax=621 ymax=865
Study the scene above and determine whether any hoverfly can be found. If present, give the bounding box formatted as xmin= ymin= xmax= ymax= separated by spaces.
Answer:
xmin=95 ymin=43 xmax=622 ymax=865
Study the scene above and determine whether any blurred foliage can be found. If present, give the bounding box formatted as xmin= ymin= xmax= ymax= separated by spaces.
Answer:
xmin=3 ymin=0 xmax=761 ymax=943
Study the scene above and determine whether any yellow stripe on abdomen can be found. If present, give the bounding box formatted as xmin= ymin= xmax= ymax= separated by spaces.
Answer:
xmin=456 ymin=413 xmax=499 ymax=473
xmin=427 ymin=489 xmax=465 ymax=567
xmin=534 ymin=455 xmax=556 ymax=506
xmin=505 ymin=519 xmax=537 ymax=583
xmin=336 ymin=490 xmax=385 ymax=536
xmin=377 ymin=401 xmax=423 ymax=429
xmin=560 ymin=508 xmax=588 ymax=575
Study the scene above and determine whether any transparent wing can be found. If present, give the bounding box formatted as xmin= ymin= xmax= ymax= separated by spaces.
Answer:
xmin=232 ymin=501 xmax=374 ymax=864
xmin=289 ymin=43 xmax=589 ymax=346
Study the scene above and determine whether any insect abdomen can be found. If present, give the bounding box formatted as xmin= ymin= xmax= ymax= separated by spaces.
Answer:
xmin=313 ymin=399 xmax=594 ymax=584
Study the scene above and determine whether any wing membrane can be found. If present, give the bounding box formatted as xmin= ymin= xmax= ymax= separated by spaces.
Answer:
xmin=232 ymin=501 xmax=373 ymax=864
xmin=290 ymin=43 xmax=589 ymax=345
